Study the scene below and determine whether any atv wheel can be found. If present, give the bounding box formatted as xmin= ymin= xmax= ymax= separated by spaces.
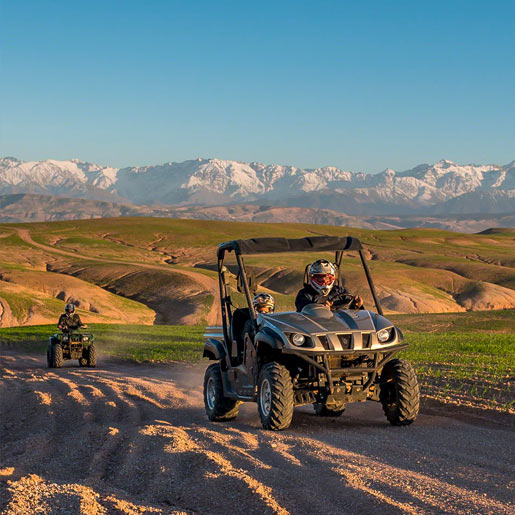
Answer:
xmin=203 ymin=364 xmax=240 ymax=421
xmin=257 ymin=362 xmax=294 ymax=431
xmin=86 ymin=343 xmax=97 ymax=367
xmin=380 ymin=358 xmax=419 ymax=426
xmin=47 ymin=346 xmax=53 ymax=368
xmin=51 ymin=344 xmax=63 ymax=368
xmin=79 ymin=357 xmax=88 ymax=367
xmin=313 ymin=403 xmax=346 ymax=417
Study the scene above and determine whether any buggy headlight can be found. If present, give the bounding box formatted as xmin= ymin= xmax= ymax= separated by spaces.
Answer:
xmin=291 ymin=334 xmax=306 ymax=346
xmin=377 ymin=328 xmax=391 ymax=343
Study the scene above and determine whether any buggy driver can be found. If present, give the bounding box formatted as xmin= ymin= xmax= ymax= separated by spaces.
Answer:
xmin=295 ymin=259 xmax=363 ymax=312
xmin=58 ymin=303 xmax=87 ymax=332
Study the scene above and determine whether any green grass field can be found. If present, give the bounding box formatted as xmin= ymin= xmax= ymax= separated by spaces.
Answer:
xmin=1 ymin=310 xmax=513 ymax=413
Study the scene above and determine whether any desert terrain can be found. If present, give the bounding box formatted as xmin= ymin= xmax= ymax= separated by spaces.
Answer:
xmin=0 ymin=218 xmax=514 ymax=326
xmin=1 ymin=352 xmax=513 ymax=514
xmin=0 ymin=218 xmax=513 ymax=513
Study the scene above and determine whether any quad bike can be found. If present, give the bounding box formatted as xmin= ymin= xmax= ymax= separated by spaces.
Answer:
xmin=203 ymin=235 xmax=420 ymax=430
xmin=47 ymin=330 xmax=96 ymax=368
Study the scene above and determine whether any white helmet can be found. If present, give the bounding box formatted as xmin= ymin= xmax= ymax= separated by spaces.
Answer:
xmin=309 ymin=259 xmax=336 ymax=296
xmin=252 ymin=293 xmax=275 ymax=313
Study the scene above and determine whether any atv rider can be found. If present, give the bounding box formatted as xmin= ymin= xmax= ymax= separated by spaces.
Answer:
xmin=295 ymin=259 xmax=363 ymax=312
xmin=242 ymin=293 xmax=275 ymax=343
xmin=58 ymin=303 xmax=87 ymax=332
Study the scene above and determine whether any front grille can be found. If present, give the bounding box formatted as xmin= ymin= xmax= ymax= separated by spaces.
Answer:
xmin=337 ymin=334 xmax=352 ymax=349
xmin=318 ymin=335 xmax=332 ymax=350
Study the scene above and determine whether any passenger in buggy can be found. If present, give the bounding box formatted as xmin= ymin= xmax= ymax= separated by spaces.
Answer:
xmin=241 ymin=293 xmax=275 ymax=343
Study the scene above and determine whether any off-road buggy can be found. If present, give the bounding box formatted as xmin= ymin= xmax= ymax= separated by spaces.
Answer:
xmin=47 ymin=331 xmax=96 ymax=368
xmin=203 ymin=236 xmax=419 ymax=430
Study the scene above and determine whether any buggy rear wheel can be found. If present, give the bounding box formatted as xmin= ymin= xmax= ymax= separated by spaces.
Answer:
xmin=313 ymin=403 xmax=346 ymax=417
xmin=86 ymin=343 xmax=97 ymax=367
xmin=51 ymin=344 xmax=63 ymax=368
xmin=257 ymin=362 xmax=294 ymax=431
xmin=203 ymin=364 xmax=240 ymax=421
xmin=380 ymin=358 xmax=419 ymax=426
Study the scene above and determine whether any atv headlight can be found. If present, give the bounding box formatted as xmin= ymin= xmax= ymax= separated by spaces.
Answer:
xmin=291 ymin=334 xmax=306 ymax=346
xmin=377 ymin=328 xmax=391 ymax=343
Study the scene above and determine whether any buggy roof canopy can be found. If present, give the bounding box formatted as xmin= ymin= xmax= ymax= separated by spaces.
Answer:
xmin=218 ymin=236 xmax=362 ymax=256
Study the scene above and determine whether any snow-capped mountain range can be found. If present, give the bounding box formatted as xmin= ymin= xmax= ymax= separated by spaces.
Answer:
xmin=0 ymin=156 xmax=513 ymax=215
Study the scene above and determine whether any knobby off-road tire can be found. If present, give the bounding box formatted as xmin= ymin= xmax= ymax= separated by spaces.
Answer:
xmin=203 ymin=364 xmax=240 ymax=421
xmin=79 ymin=356 xmax=88 ymax=367
xmin=313 ymin=403 xmax=346 ymax=417
xmin=86 ymin=343 xmax=97 ymax=367
xmin=257 ymin=362 xmax=294 ymax=431
xmin=380 ymin=358 xmax=419 ymax=426
xmin=51 ymin=344 xmax=63 ymax=368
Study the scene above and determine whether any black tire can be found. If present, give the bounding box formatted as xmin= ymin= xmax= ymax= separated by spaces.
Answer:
xmin=86 ymin=343 xmax=97 ymax=367
xmin=47 ymin=346 xmax=53 ymax=368
xmin=203 ymin=364 xmax=240 ymax=421
xmin=313 ymin=403 xmax=346 ymax=417
xmin=379 ymin=358 xmax=419 ymax=426
xmin=51 ymin=344 xmax=63 ymax=368
xmin=257 ymin=362 xmax=294 ymax=431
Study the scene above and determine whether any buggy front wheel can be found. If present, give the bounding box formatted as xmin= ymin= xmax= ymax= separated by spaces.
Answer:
xmin=379 ymin=358 xmax=419 ymax=426
xmin=257 ymin=362 xmax=294 ymax=431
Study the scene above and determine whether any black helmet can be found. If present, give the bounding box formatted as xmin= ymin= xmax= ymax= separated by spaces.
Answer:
xmin=65 ymin=303 xmax=75 ymax=313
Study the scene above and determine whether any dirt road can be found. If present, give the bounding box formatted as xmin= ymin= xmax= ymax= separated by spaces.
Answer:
xmin=1 ymin=353 xmax=513 ymax=514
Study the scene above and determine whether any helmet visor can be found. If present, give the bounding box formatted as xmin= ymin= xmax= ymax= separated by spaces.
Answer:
xmin=311 ymin=273 xmax=335 ymax=286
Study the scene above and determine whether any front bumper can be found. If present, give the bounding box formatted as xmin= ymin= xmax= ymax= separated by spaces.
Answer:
xmin=285 ymin=343 xmax=409 ymax=395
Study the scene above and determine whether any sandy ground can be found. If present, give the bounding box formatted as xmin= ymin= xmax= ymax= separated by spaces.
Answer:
xmin=1 ymin=352 xmax=514 ymax=514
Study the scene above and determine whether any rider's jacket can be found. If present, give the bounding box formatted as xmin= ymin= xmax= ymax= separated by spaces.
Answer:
xmin=295 ymin=284 xmax=351 ymax=312
xmin=58 ymin=313 xmax=83 ymax=331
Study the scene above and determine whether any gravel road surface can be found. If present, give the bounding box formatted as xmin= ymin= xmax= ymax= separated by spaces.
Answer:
xmin=1 ymin=352 xmax=513 ymax=514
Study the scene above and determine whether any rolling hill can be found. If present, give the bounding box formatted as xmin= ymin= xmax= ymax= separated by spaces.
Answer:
xmin=0 ymin=193 xmax=514 ymax=233
xmin=0 ymin=218 xmax=513 ymax=326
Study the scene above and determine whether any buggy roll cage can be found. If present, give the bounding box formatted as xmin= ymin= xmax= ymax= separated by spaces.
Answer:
xmin=216 ymin=236 xmax=384 ymax=344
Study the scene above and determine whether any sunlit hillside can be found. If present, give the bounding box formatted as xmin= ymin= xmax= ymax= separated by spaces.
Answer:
xmin=0 ymin=218 xmax=514 ymax=326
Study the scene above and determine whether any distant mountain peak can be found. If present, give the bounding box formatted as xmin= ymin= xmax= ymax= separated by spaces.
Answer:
xmin=0 ymin=156 xmax=513 ymax=215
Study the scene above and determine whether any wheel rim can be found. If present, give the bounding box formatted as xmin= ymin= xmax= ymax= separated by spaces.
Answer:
xmin=259 ymin=378 xmax=272 ymax=417
xmin=206 ymin=377 xmax=216 ymax=410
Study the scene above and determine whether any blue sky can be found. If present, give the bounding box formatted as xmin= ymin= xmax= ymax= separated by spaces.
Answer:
xmin=1 ymin=0 xmax=514 ymax=172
